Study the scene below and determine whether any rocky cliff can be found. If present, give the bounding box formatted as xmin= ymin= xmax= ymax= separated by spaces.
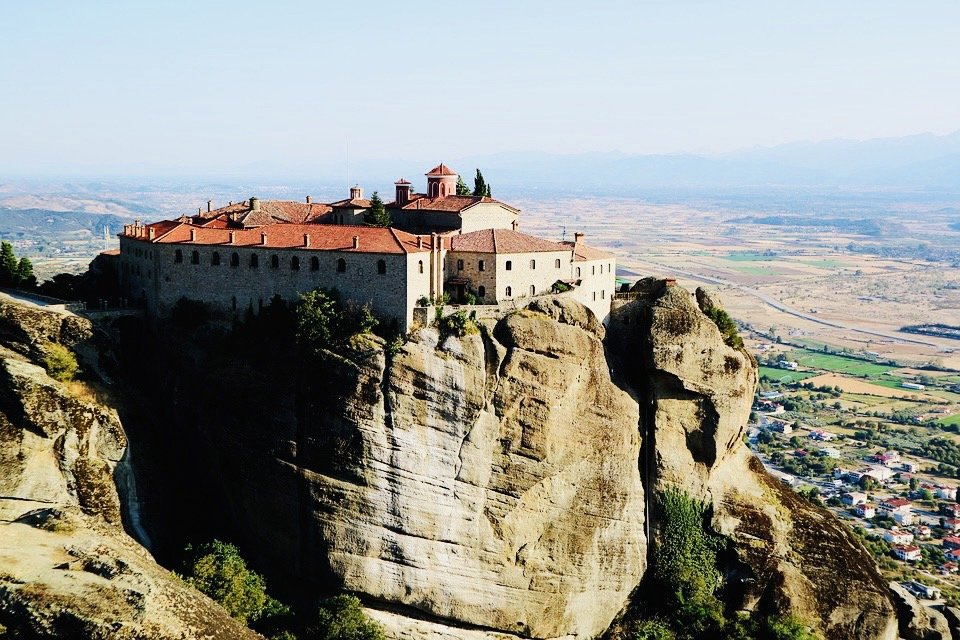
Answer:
xmin=0 ymin=299 xmax=259 ymax=639
xmin=0 ymin=280 xmax=913 ymax=640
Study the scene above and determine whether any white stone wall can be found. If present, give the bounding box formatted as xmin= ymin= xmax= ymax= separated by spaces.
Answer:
xmin=570 ymin=257 xmax=616 ymax=323
xmin=458 ymin=203 xmax=518 ymax=233
xmin=120 ymin=237 xmax=431 ymax=331
xmin=494 ymin=250 xmax=572 ymax=301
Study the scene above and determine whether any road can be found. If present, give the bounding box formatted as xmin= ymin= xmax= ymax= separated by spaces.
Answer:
xmin=625 ymin=258 xmax=939 ymax=347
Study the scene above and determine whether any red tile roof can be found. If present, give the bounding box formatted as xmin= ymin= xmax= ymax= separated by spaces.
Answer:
xmin=559 ymin=240 xmax=616 ymax=261
xmin=449 ymin=228 xmax=568 ymax=254
xmin=394 ymin=178 xmax=411 ymax=185
xmin=125 ymin=221 xmax=433 ymax=254
xmin=197 ymin=200 xmax=332 ymax=227
xmin=426 ymin=163 xmax=457 ymax=176
xmin=881 ymin=498 xmax=911 ymax=508
xmin=391 ymin=194 xmax=519 ymax=214
xmin=329 ymin=198 xmax=372 ymax=209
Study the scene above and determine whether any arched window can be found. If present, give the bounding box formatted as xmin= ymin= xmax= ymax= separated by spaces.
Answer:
xmin=310 ymin=256 xmax=319 ymax=271
xmin=270 ymin=255 xmax=279 ymax=269
xmin=505 ymin=260 xmax=512 ymax=271
xmin=211 ymin=251 xmax=221 ymax=266
xmin=601 ymin=290 xmax=605 ymax=299
xmin=478 ymin=260 xmax=485 ymax=272
xmin=505 ymin=286 xmax=512 ymax=297
xmin=291 ymin=256 xmax=300 ymax=271
xmin=191 ymin=250 xmax=200 ymax=264
xmin=457 ymin=259 xmax=464 ymax=271
xmin=555 ymin=258 xmax=561 ymax=269
xmin=174 ymin=249 xmax=183 ymax=263
xmin=418 ymin=260 xmax=424 ymax=274
xmin=600 ymin=264 xmax=604 ymax=274
xmin=250 ymin=253 xmax=259 ymax=268
xmin=576 ymin=267 xmax=581 ymax=278
xmin=530 ymin=285 xmax=535 ymax=296
xmin=337 ymin=258 xmax=346 ymax=273
xmin=530 ymin=259 xmax=536 ymax=270
xmin=230 ymin=252 xmax=240 ymax=267
xmin=592 ymin=265 xmax=596 ymax=275
xmin=478 ymin=285 xmax=486 ymax=299
xmin=377 ymin=259 xmax=386 ymax=274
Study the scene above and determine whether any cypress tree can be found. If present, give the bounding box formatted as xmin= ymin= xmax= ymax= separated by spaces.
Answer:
xmin=456 ymin=176 xmax=470 ymax=196
xmin=16 ymin=257 xmax=35 ymax=289
xmin=0 ymin=242 xmax=18 ymax=287
xmin=363 ymin=192 xmax=391 ymax=227
xmin=485 ymin=184 xmax=492 ymax=198
xmin=472 ymin=169 xmax=488 ymax=197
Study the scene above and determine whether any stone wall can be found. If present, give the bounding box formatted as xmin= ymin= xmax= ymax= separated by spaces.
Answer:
xmin=119 ymin=236 xmax=431 ymax=331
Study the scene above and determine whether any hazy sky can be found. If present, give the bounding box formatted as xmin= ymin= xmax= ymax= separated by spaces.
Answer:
xmin=2 ymin=1 xmax=959 ymax=176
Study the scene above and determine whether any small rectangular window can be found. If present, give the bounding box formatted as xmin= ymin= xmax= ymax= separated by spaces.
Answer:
xmin=479 ymin=260 xmax=485 ymax=272
xmin=530 ymin=259 xmax=536 ymax=269
xmin=457 ymin=259 xmax=464 ymax=271
xmin=505 ymin=260 xmax=512 ymax=271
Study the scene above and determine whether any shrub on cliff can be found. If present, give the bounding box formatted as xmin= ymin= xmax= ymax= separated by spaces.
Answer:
xmin=305 ymin=595 xmax=384 ymax=640
xmin=297 ymin=288 xmax=378 ymax=356
xmin=703 ymin=306 xmax=744 ymax=349
xmin=183 ymin=540 xmax=287 ymax=625
xmin=43 ymin=343 xmax=79 ymax=382
xmin=436 ymin=309 xmax=478 ymax=338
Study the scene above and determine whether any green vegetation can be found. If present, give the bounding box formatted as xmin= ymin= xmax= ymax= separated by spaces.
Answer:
xmin=43 ymin=343 xmax=79 ymax=382
xmin=296 ymin=288 xmax=378 ymax=356
xmin=436 ymin=309 xmax=479 ymax=338
xmin=626 ymin=488 xmax=821 ymax=640
xmin=182 ymin=540 xmax=286 ymax=625
xmin=0 ymin=240 xmax=36 ymax=288
xmin=758 ymin=366 xmax=816 ymax=383
xmin=307 ymin=595 xmax=385 ymax=640
xmin=724 ymin=252 xmax=775 ymax=262
xmin=455 ymin=176 xmax=471 ymax=196
xmin=472 ymin=168 xmax=492 ymax=197
xmin=788 ymin=350 xmax=893 ymax=378
xmin=703 ymin=306 xmax=744 ymax=349
xmin=363 ymin=192 xmax=391 ymax=227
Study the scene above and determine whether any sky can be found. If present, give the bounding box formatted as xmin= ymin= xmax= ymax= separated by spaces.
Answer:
xmin=1 ymin=1 xmax=959 ymax=178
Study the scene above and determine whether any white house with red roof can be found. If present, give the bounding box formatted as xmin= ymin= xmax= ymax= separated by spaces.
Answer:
xmin=117 ymin=164 xmax=617 ymax=330
xmin=893 ymin=544 xmax=921 ymax=562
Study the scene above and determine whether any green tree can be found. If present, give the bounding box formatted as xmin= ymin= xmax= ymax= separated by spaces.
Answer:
xmin=16 ymin=257 xmax=35 ymax=289
xmin=297 ymin=288 xmax=378 ymax=356
xmin=363 ymin=192 xmax=391 ymax=227
xmin=455 ymin=176 xmax=471 ymax=196
xmin=43 ymin=343 xmax=79 ymax=382
xmin=766 ymin=614 xmax=820 ymax=640
xmin=703 ymin=305 xmax=744 ymax=349
xmin=0 ymin=241 xmax=18 ymax=287
xmin=633 ymin=618 xmax=676 ymax=640
xmin=183 ymin=540 xmax=274 ymax=624
xmin=306 ymin=595 xmax=385 ymax=640
xmin=472 ymin=169 xmax=487 ymax=197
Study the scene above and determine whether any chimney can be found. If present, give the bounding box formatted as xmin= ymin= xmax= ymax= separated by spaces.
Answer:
xmin=349 ymin=185 xmax=363 ymax=200
xmin=417 ymin=236 xmax=423 ymax=249
xmin=352 ymin=235 xmax=360 ymax=249
xmin=305 ymin=195 xmax=312 ymax=204
xmin=574 ymin=232 xmax=584 ymax=245
xmin=198 ymin=207 xmax=202 ymax=215
xmin=303 ymin=233 xmax=310 ymax=247
xmin=148 ymin=227 xmax=155 ymax=240
xmin=260 ymin=232 xmax=267 ymax=245
xmin=207 ymin=200 xmax=213 ymax=212
xmin=190 ymin=228 xmax=197 ymax=242
xmin=229 ymin=231 xmax=236 ymax=244
xmin=250 ymin=197 xmax=261 ymax=211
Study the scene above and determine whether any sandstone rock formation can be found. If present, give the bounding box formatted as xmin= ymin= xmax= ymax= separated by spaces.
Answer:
xmin=608 ymin=282 xmax=899 ymax=640
xmin=0 ymin=301 xmax=259 ymax=639
xmin=889 ymin=582 xmax=951 ymax=640
xmin=308 ymin=298 xmax=645 ymax=639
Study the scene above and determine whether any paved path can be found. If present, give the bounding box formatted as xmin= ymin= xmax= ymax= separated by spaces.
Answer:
xmin=0 ymin=290 xmax=74 ymax=315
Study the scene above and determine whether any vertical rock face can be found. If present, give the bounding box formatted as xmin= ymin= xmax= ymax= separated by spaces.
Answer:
xmin=0 ymin=303 xmax=259 ymax=640
xmin=608 ymin=282 xmax=899 ymax=640
xmin=306 ymin=300 xmax=646 ymax=639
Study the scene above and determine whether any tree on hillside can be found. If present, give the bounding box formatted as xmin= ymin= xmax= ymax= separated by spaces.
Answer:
xmin=363 ymin=191 xmax=391 ymax=227
xmin=456 ymin=176 xmax=471 ymax=196
xmin=0 ymin=242 xmax=18 ymax=287
xmin=17 ymin=257 xmax=35 ymax=289
xmin=306 ymin=595 xmax=385 ymax=640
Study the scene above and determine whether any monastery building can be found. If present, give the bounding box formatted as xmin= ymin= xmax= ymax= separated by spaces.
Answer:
xmin=118 ymin=164 xmax=615 ymax=331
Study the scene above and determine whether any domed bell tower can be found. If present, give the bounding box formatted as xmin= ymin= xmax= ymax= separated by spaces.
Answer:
xmin=425 ymin=163 xmax=457 ymax=199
